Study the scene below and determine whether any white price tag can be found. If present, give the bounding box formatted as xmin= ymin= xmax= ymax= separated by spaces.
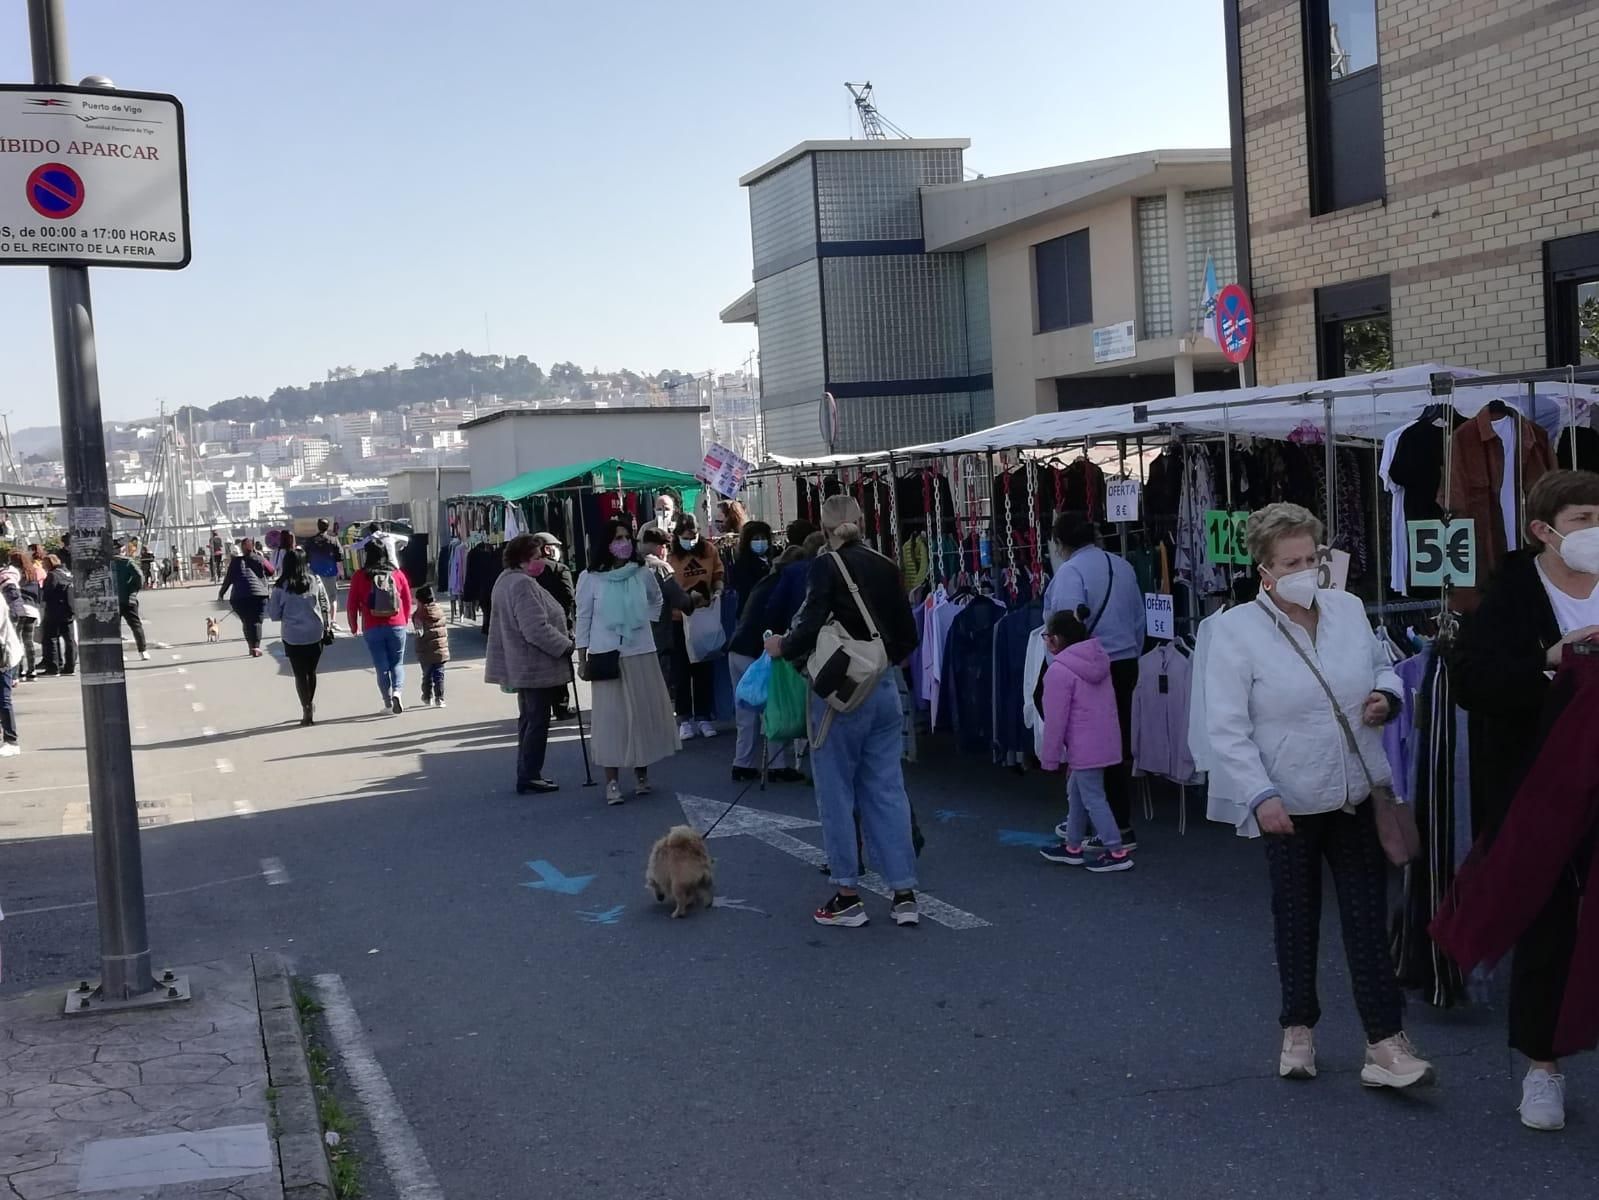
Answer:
xmin=1144 ymin=592 xmax=1174 ymax=641
xmin=1107 ymin=480 xmax=1141 ymax=524
xmin=1317 ymin=547 xmax=1351 ymax=592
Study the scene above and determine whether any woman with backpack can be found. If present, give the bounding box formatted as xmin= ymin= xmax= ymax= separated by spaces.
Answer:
xmin=347 ymin=541 xmax=415 ymax=714
xmin=218 ymin=536 xmax=275 ymax=656
xmin=267 ymin=548 xmax=333 ymax=726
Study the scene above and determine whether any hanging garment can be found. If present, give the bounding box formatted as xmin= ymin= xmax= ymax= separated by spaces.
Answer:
xmin=929 ymin=592 xmax=964 ymax=730
xmin=1445 ymin=408 xmax=1555 ymax=611
xmin=992 ymin=602 xmax=1044 ymax=763
xmin=1380 ymin=423 xmax=1412 ymax=595
xmin=1130 ymin=641 xmax=1199 ymax=784
xmin=1431 ymin=650 xmax=1599 ymax=1057
xmin=1176 ymin=446 xmax=1226 ymax=597
xmin=1020 ymin=622 xmax=1051 ymax=762
xmin=1143 ymin=448 xmax=1182 ymax=520
xmin=945 ymin=596 xmax=1005 ymax=754
xmin=1192 ymin=610 xmax=1251 ymax=834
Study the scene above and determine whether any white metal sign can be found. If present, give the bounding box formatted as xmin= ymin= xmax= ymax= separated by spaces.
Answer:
xmin=0 ymin=84 xmax=189 ymax=269
xmin=1106 ymin=479 xmax=1141 ymax=523
xmin=700 ymin=441 xmax=754 ymax=500
xmin=1092 ymin=320 xmax=1137 ymax=364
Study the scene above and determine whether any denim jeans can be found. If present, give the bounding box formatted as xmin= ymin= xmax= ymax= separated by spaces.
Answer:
xmin=363 ymin=625 xmax=406 ymax=699
xmin=727 ymin=652 xmax=787 ymax=770
xmin=422 ymin=663 xmax=445 ymax=702
xmin=809 ymin=673 xmax=917 ymax=890
xmin=0 ymin=667 xmax=16 ymax=744
xmin=1063 ymin=767 xmax=1121 ymax=851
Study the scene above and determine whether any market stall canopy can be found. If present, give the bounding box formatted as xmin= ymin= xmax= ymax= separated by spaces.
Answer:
xmin=470 ymin=457 xmax=702 ymax=511
xmin=0 ymin=482 xmax=145 ymax=521
xmin=1140 ymin=363 xmax=1599 ymax=442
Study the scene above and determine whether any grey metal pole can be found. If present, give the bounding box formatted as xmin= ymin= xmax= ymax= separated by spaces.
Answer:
xmin=30 ymin=0 xmax=155 ymax=1002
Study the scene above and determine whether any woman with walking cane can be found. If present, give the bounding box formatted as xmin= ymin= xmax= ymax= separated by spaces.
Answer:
xmin=575 ymin=518 xmax=679 ymax=805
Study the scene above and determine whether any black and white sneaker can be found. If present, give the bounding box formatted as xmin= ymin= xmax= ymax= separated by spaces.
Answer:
xmin=1082 ymin=830 xmax=1138 ymax=853
xmin=814 ymin=893 xmax=868 ymax=927
xmin=390 ymin=695 xmax=404 ymax=715
xmin=891 ymin=891 xmax=920 ymax=926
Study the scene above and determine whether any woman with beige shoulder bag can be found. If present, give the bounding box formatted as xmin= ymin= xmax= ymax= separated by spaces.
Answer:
xmin=1203 ymin=503 xmax=1434 ymax=1091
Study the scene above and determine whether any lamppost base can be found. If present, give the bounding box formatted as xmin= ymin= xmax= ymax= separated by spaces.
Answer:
xmin=63 ymin=971 xmax=192 ymax=1016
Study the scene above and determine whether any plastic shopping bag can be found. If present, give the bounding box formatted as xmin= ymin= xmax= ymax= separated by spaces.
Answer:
xmin=736 ymin=652 xmax=773 ymax=710
xmin=763 ymin=658 xmax=809 ymax=743
xmin=685 ymin=605 xmax=727 ymax=664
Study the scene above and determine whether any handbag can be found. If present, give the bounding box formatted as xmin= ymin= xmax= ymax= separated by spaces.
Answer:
xmin=1264 ymin=603 xmax=1420 ymax=866
xmin=582 ymin=650 xmax=621 ymax=682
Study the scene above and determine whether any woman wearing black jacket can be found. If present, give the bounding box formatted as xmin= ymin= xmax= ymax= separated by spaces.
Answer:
xmin=727 ymin=521 xmax=773 ymax=617
xmin=219 ymin=537 xmax=275 ymax=656
xmin=728 ymin=544 xmax=809 ymax=783
xmin=40 ymin=555 xmax=75 ymax=675
xmin=1448 ymin=470 xmax=1599 ymax=1131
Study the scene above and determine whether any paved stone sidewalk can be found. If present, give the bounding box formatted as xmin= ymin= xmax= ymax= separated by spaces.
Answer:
xmin=0 ymin=959 xmax=280 ymax=1200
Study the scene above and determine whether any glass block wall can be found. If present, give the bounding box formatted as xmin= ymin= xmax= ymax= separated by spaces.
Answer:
xmin=748 ymin=156 xmax=817 ymax=278
xmin=822 ymin=255 xmax=969 ymax=383
xmin=964 ymin=246 xmax=992 ymax=374
xmin=1185 ymin=188 xmax=1238 ymax=319
xmin=835 ymin=392 xmax=980 ymax=454
xmin=1137 ymin=196 xmax=1172 ymax=339
xmin=753 ymin=262 xmax=825 ymax=412
xmin=813 ymin=148 xmax=964 ymax=242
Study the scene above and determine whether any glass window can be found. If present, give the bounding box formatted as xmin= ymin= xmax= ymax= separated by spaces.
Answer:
xmin=1035 ymin=230 xmax=1092 ymax=334
xmin=1328 ymin=0 xmax=1378 ymax=78
xmin=1579 ymin=280 xmax=1599 ymax=366
xmin=1331 ymin=316 xmax=1392 ymax=376
xmin=1316 ymin=276 xmax=1390 ymax=379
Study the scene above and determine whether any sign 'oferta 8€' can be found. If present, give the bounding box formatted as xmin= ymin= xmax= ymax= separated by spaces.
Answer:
xmin=0 ymin=84 xmax=189 ymax=269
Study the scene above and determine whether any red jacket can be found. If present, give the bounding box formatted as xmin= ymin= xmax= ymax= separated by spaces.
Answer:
xmin=1430 ymin=649 xmax=1599 ymax=1057
xmin=347 ymin=566 xmax=414 ymax=632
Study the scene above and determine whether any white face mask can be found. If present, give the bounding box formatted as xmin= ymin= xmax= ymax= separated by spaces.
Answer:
xmin=1553 ymin=527 xmax=1599 ymax=575
xmin=1265 ymin=566 xmax=1319 ymax=609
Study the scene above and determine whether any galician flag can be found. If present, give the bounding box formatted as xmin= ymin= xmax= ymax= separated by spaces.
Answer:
xmin=1200 ymin=251 xmax=1220 ymax=345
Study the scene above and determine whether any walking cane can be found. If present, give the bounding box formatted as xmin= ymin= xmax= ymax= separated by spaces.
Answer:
xmin=569 ymin=676 xmax=596 ymax=788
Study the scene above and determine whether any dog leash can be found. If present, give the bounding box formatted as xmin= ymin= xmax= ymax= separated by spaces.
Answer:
xmin=698 ymin=745 xmax=777 ymax=839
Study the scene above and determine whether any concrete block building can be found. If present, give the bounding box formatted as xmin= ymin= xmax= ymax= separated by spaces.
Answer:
xmin=1226 ymin=0 xmax=1599 ymax=383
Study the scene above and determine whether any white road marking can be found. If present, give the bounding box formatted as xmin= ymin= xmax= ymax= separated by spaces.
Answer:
xmin=190 ymin=702 xmax=205 ymax=713
xmin=5 ymin=871 xmax=263 ymax=917
xmin=216 ymin=757 xmax=234 ymax=774
xmin=170 ymin=653 xmax=182 ymax=661
xmin=201 ymin=726 xmax=216 ymax=737
xmin=314 ymin=974 xmax=445 ymax=1200
xmin=184 ymin=683 xmax=195 ymax=691
xmin=678 ymin=793 xmax=991 ymax=930
xmin=232 ymin=799 xmax=255 ymax=817
xmin=176 ymin=667 xmax=188 ymax=675
xmin=260 ymin=856 xmax=289 ymax=885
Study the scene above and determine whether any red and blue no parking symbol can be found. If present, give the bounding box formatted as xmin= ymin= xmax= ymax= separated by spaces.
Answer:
xmin=26 ymin=162 xmax=85 ymax=220
xmin=1216 ymin=284 xmax=1255 ymax=364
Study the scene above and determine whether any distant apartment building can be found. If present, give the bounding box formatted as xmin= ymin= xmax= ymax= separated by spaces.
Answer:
xmin=224 ymin=477 xmax=285 ymax=522
xmin=725 ymin=138 xmax=991 ymax=457
xmin=1226 ymin=0 xmax=1599 ymax=382
xmin=291 ymin=436 xmax=332 ymax=470
xmin=374 ymin=411 xmax=407 ymax=437
xmin=327 ymin=412 xmax=376 ymax=444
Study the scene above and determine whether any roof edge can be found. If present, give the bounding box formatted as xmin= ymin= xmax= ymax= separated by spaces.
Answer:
xmin=740 ymin=137 xmax=971 ymax=187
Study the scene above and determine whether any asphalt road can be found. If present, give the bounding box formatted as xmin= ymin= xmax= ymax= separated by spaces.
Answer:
xmin=1 ymin=585 xmax=1593 ymax=1199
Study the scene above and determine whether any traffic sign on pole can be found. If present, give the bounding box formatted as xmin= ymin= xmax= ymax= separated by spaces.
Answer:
xmin=1216 ymin=284 xmax=1255 ymax=364
xmin=0 ymin=82 xmax=190 ymax=268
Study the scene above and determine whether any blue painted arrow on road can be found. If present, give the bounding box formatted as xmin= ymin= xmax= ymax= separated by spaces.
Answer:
xmin=522 ymin=860 xmax=595 ymax=895
xmin=577 ymin=905 xmax=625 ymax=925
xmin=933 ymin=809 xmax=977 ymax=824
xmin=998 ymin=829 xmax=1059 ymax=848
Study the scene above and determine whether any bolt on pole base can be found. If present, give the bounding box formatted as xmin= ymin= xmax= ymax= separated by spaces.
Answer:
xmin=63 ymin=970 xmax=191 ymax=1017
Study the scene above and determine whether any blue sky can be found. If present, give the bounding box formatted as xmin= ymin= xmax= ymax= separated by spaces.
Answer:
xmin=0 ymin=0 xmax=1229 ymax=429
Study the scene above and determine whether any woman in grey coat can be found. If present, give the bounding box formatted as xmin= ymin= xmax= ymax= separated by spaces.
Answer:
xmin=266 ymin=549 xmax=332 ymax=726
xmin=485 ymin=535 xmax=576 ymax=795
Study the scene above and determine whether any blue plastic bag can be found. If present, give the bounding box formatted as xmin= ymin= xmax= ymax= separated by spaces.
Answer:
xmin=736 ymin=652 xmax=773 ymax=711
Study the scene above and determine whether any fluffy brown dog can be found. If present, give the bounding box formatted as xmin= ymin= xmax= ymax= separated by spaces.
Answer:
xmin=205 ymin=617 xmax=220 ymax=643
xmin=646 ymin=826 xmax=714 ymax=918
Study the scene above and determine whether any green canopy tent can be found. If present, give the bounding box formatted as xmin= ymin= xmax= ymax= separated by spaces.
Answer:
xmin=470 ymin=457 xmax=701 ymax=512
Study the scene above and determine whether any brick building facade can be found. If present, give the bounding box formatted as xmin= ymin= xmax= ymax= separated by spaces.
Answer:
xmin=1225 ymin=0 xmax=1599 ymax=385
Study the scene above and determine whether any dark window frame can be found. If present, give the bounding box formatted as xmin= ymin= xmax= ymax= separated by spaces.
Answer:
xmin=1544 ymin=232 xmax=1599 ymax=367
xmin=1303 ymin=0 xmax=1386 ymax=216
xmin=1033 ymin=229 xmax=1093 ymax=334
xmin=1315 ymin=275 xmax=1391 ymax=379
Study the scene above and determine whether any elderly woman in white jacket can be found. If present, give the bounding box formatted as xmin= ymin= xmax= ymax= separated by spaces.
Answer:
xmin=1204 ymin=502 xmax=1433 ymax=1092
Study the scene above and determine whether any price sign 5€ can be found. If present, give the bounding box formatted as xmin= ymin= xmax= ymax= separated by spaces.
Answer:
xmin=1408 ymin=519 xmax=1477 ymax=588
xmin=1205 ymin=509 xmax=1254 ymax=566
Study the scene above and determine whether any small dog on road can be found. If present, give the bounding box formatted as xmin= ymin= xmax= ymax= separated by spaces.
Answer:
xmin=646 ymin=826 xmax=715 ymax=918
xmin=205 ymin=617 xmax=220 ymax=643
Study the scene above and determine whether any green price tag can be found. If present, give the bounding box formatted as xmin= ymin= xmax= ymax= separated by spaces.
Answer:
xmin=1408 ymin=519 xmax=1476 ymax=588
xmin=1230 ymin=512 xmax=1252 ymax=565
xmin=1205 ymin=510 xmax=1253 ymax=566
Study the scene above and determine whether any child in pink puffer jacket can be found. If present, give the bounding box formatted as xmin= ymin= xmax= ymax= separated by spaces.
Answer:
xmin=1037 ymin=610 xmax=1132 ymax=873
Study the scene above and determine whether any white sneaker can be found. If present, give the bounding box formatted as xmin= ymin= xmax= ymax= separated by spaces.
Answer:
xmin=605 ymin=781 xmax=624 ymax=806
xmin=0 ymin=743 xmax=19 ymax=757
xmin=678 ymin=721 xmax=697 ymax=741
xmin=1279 ymin=1026 xmax=1317 ymax=1080
xmin=1361 ymin=1033 xmax=1435 ymax=1090
xmin=139 ymin=650 xmax=150 ymax=661
xmin=697 ymin=721 xmax=718 ymax=739
xmin=434 ymin=698 xmax=446 ymax=709
xmin=1520 ymin=1069 xmax=1567 ymax=1131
